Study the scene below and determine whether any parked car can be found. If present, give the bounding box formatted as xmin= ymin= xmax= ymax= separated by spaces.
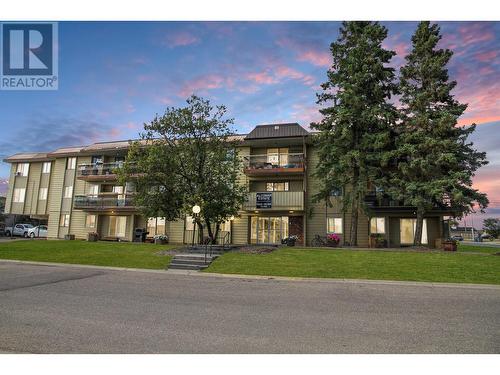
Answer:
xmin=450 ymin=235 xmax=464 ymax=241
xmin=28 ymin=225 xmax=48 ymax=238
xmin=481 ymin=233 xmax=495 ymax=241
xmin=4 ymin=223 xmax=34 ymax=237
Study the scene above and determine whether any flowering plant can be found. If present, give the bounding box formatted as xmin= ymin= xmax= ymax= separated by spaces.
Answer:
xmin=281 ymin=235 xmax=299 ymax=246
xmin=154 ymin=234 xmax=169 ymax=241
xmin=327 ymin=233 xmax=340 ymax=242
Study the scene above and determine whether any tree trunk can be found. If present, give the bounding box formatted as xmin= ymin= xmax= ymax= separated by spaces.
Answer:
xmin=350 ymin=198 xmax=359 ymax=247
xmin=413 ymin=207 xmax=425 ymax=246
xmin=213 ymin=223 xmax=221 ymax=245
xmin=197 ymin=221 xmax=204 ymax=244
xmin=205 ymin=217 xmax=214 ymax=244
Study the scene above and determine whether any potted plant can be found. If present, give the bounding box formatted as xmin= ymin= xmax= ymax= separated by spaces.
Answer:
xmin=154 ymin=234 xmax=169 ymax=245
xmin=443 ymin=238 xmax=457 ymax=251
xmin=282 ymin=235 xmax=298 ymax=247
xmin=370 ymin=233 xmax=387 ymax=248
xmin=87 ymin=232 xmax=99 ymax=242
xmin=327 ymin=233 xmax=341 ymax=247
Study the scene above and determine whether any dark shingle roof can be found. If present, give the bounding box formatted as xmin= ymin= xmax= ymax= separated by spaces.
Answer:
xmin=244 ymin=123 xmax=309 ymax=140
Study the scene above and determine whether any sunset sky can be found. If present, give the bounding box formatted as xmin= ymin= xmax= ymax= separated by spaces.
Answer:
xmin=0 ymin=21 xmax=498 ymax=223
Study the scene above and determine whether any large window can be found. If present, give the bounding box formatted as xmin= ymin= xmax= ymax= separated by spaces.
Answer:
xmin=67 ymin=157 xmax=77 ymax=170
xmin=88 ymin=184 xmax=99 ymax=196
xmin=400 ymin=219 xmax=428 ymax=245
xmin=42 ymin=162 xmax=51 ymax=174
xmin=64 ymin=186 xmax=73 ymax=198
xmin=109 ymin=216 xmax=127 ymax=237
xmin=16 ymin=163 xmax=29 ymax=176
xmin=327 ymin=217 xmax=343 ymax=234
xmin=60 ymin=214 xmax=70 ymax=227
xmin=148 ymin=217 xmax=166 ymax=236
xmin=266 ymin=182 xmax=289 ymax=191
xmin=39 ymin=187 xmax=48 ymax=200
xmin=13 ymin=188 xmax=26 ymax=203
xmin=370 ymin=217 xmax=386 ymax=234
xmin=267 ymin=148 xmax=289 ymax=167
xmin=86 ymin=214 xmax=96 ymax=228
xmin=251 ymin=216 xmax=288 ymax=244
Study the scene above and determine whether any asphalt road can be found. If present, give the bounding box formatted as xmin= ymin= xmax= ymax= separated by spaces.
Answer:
xmin=0 ymin=262 xmax=499 ymax=354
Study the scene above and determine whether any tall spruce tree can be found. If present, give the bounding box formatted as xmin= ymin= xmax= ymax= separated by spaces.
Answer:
xmin=387 ymin=21 xmax=488 ymax=245
xmin=312 ymin=21 xmax=398 ymax=246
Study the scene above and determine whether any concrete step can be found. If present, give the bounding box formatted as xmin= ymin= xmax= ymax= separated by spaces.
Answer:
xmin=170 ymin=259 xmax=211 ymax=266
xmin=183 ymin=249 xmax=224 ymax=255
xmin=168 ymin=263 xmax=208 ymax=270
xmin=173 ymin=255 xmax=219 ymax=261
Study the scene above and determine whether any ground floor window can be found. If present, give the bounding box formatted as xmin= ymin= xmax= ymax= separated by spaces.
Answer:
xmin=147 ymin=217 xmax=166 ymax=236
xmin=59 ymin=214 xmax=70 ymax=227
xmin=400 ymin=218 xmax=428 ymax=245
xmin=327 ymin=217 xmax=343 ymax=234
xmin=109 ymin=216 xmax=127 ymax=238
xmin=86 ymin=214 xmax=96 ymax=228
xmin=370 ymin=217 xmax=386 ymax=234
xmin=250 ymin=216 xmax=288 ymax=244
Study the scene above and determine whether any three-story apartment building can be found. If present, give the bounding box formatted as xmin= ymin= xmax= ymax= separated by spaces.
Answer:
xmin=3 ymin=123 xmax=450 ymax=247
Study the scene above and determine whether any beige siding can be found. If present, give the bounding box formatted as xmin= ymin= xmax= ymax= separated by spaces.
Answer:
xmin=168 ymin=219 xmax=185 ymax=244
xmin=47 ymin=158 xmax=67 ymax=238
xmin=4 ymin=164 xmax=16 ymax=214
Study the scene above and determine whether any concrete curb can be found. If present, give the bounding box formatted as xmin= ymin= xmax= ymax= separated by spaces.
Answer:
xmin=1 ymin=258 xmax=500 ymax=290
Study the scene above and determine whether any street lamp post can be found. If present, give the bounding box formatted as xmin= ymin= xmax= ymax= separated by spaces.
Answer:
xmin=191 ymin=205 xmax=201 ymax=248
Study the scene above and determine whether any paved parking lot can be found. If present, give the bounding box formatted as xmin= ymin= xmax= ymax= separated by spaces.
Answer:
xmin=0 ymin=261 xmax=499 ymax=353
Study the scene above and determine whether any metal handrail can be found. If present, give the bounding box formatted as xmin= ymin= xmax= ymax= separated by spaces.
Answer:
xmin=77 ymin=162 xmax=124 ymax=176
xmin=73 ymin=194 xmax=135 ymax=208
xmin=243 ymin=153 xmax=305 ymax=169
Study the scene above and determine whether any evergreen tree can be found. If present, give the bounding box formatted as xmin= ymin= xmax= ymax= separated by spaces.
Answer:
xmin=387 ymin=21 xmax=488 ymax=245
xmin=312 ymin=21 xmax=398 ymax=246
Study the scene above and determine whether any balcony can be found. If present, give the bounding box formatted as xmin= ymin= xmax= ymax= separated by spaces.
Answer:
xmin=243 ymin=153 xmax=305 ymax=176
xmin=77 ymin=162 xmax=124 ymax=181
xmin=73 ymin=194 xmax=136 ymax=211
xmin=364 ymin=193 xmax=453 ymax=214
xmin=243 ymin=191 xmax=304 ymax=211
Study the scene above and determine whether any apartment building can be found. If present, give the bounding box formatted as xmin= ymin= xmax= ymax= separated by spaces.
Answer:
xmin=3 ymin=123 xmax=450 ymax=247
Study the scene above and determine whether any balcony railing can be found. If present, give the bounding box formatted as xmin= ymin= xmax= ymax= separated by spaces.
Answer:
xmin=73 ymin=194 xmax=136 ymax=210
xmin=243 ymin=153 xmax=305 ymax=175
xmin=77 ymin=162 xmax=124 ymax=180
xmin=243 ymin=191 xmax=304 ymax=211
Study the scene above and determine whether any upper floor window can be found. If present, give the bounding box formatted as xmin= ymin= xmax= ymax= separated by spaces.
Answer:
xmin=13 ymin=188 xmax=26 ymax=203
xmin=64 ymin=186 xmax=73 ymax=198
xmin=67 ymin=157 xmax=77 ymax=170
xmin=267 ymin=148 xmax=289 ymax=167
xmin=16 ymin=163 xmax=29 ymax=176
xmin=88 ymin=184 xmax=99 ymax=196
xmin=42 ymin=162 xmax=51 ymax=174
xmin=370 ymin=217 xmax=386 ymax=234
xmin=266 ymin=182 xmax=289 ymax=191
xmin=39 ymin=187 xmax=48 ymax=200
xmin=327 ymin=217 xmax=343 ymax=234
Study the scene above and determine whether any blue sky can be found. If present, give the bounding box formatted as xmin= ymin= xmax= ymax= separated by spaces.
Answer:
xmin=0 ymin=21 xmax=499 ymax=215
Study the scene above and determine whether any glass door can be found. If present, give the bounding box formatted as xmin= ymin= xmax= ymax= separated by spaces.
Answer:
xmin=251 ymin=216 xmax=289 ymax=244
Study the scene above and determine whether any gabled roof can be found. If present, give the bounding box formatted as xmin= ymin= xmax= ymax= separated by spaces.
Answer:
xmin=244 ymin=123 xmax=309 ymax=140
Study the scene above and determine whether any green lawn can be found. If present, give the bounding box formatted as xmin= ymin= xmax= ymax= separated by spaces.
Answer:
xmin=458 ymin=243 xmax=500 ymax=255
xmin=0 ymin=240 xmax=174 ymax=269
xmin=206 ymin=247 xmax=500 ymax=285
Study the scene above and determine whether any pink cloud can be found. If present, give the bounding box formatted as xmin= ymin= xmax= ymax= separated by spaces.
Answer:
xmin=296 ymin=50 xmax=331 ymax=67
xmin=246 ymin=71 xmax=277 ymax=84
xmin=164 ymin=31 xmax=200 ymax=48
xmin=475 ymin=50 xmax=497 ymax=62
xmin=178 ymin=74 xmax=225 ymax=97
xmin=275 ymin=66 xmax=315 ymax=86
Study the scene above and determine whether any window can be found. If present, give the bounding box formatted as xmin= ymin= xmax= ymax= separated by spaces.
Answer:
xmin=329 ymin=187 xmax=343 ymax=197
xmin=267 ymin=148 xmax=289 ymax=166
xmin=42 ymin=162 xmax=51 ymax=174
xmin=39 ymin=187 xmax=48 ymax=200
xmin=266 ymin=182 xmax=289 ymax=191
xmin=185 ymin=216 xmax=195 ymax=231
xmin=86 ymin=214 xmax=96 ymax=228
xmin=16 ymin=163 xmax=29 ymax=176
xmin=60 ymin=214 xmax=70 ymax=227
xmin=13 ymin=188 xmax=26 ymax=203
xmin=88 ymin=184 xmax=98 ymax=196
xmin=370 ymin=217 xmax=386 ymax=234
xmin=109 ymin=216 xmax=127 ymax=237
xmin=327 ymin=217 xmax=343 ymax=234
xmin=400 ymin=219 xmax=428 ymax=245
xmin=67 ymin=157 xmax=77 ymax=170
xmin=64 ymin=186 xmax=73 ymax=198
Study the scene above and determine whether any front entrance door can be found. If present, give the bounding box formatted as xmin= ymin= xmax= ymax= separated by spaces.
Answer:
xmin=251 ymin=216 xmax=288 ymax=244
